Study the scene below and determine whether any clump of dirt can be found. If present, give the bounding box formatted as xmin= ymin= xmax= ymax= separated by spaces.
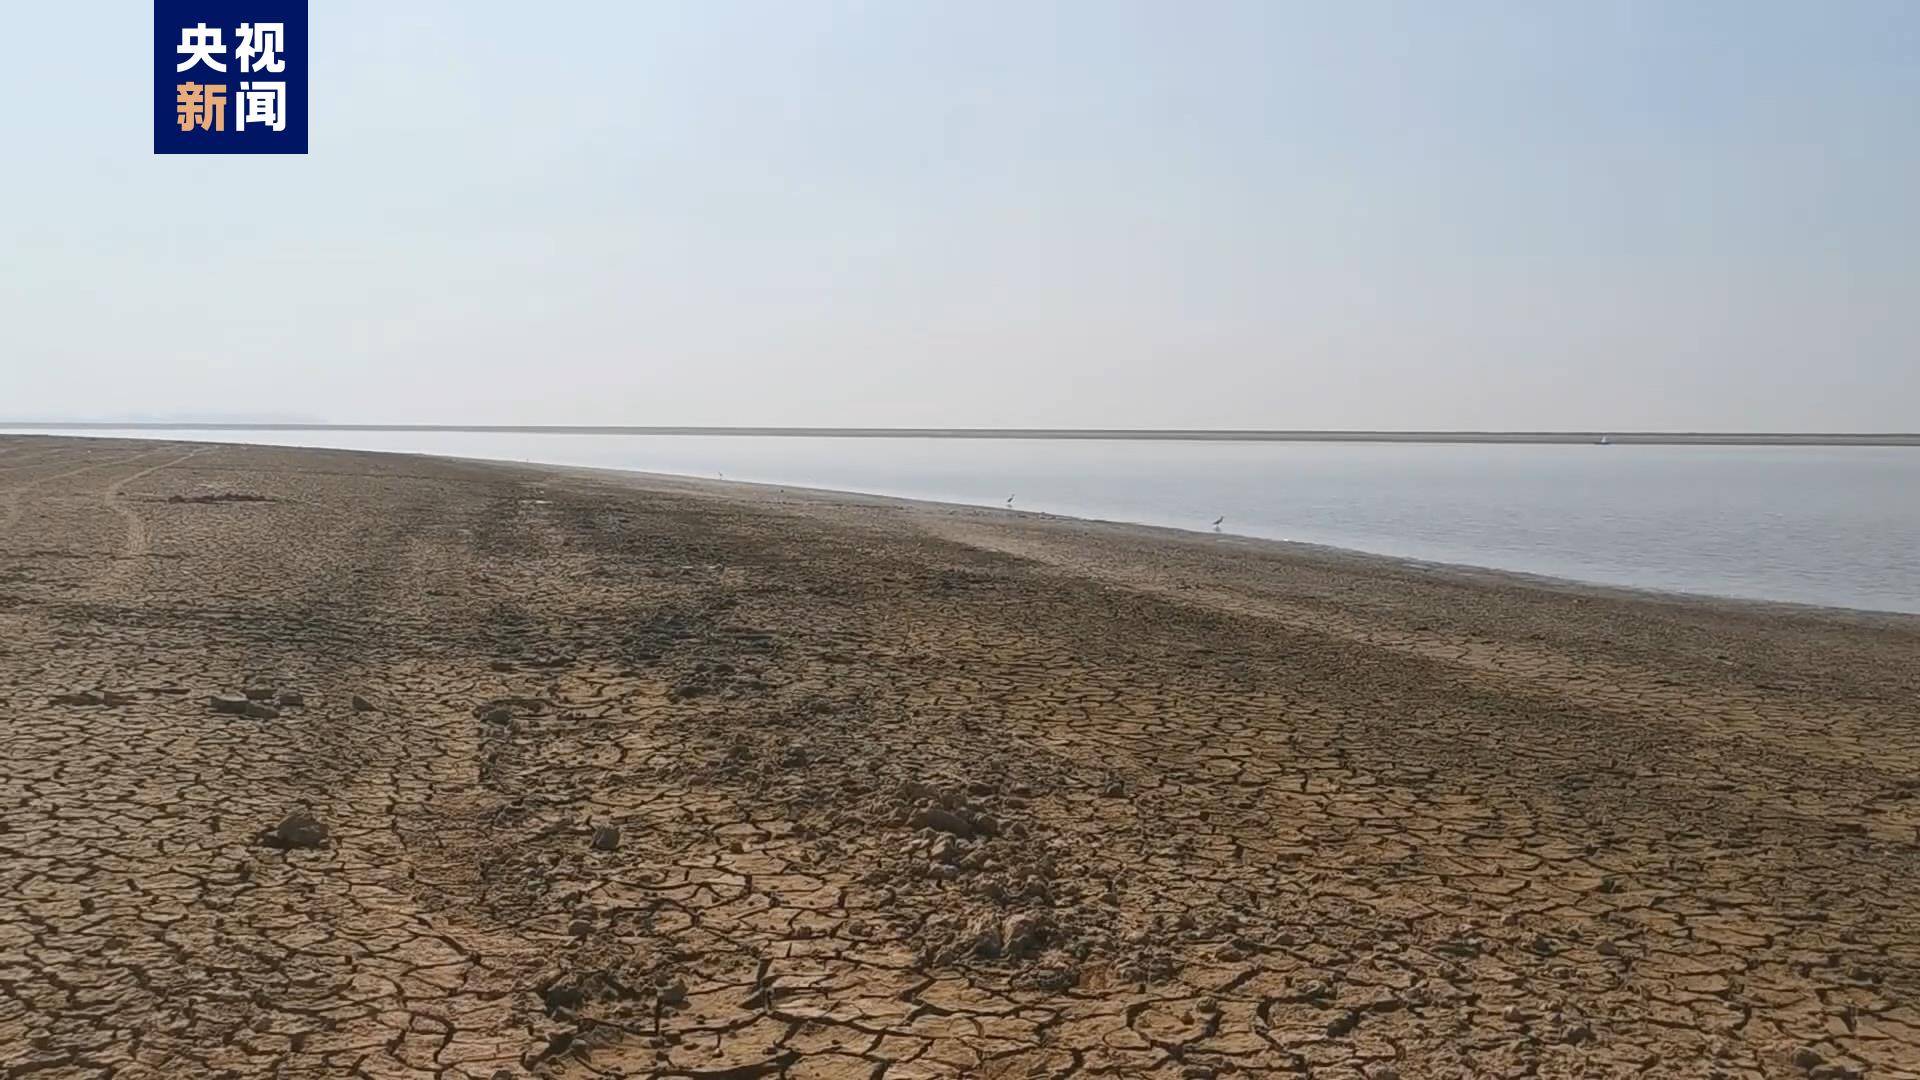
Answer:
xmin=261 ymin=809 xmax=329 ymax=850
xmin=472 ymin=696 xmax=555 ymax=726
xmin=48 ymin=690 xmax=137 ymax=707
xmin=165 ymin=492 xmax=276 ymax=504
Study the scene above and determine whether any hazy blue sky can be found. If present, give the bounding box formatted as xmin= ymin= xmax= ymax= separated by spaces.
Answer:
xmin=3 ymin=2 xmax=1915 ymax=428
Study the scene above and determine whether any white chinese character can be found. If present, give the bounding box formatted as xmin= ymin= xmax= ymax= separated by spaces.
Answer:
xmin=236 ymin=82 xmax=287 ymax=132
xmin=176 ymin=23 xmax=226 ymax=72
xmin=236 ymin=23 xmax=286 ymax=74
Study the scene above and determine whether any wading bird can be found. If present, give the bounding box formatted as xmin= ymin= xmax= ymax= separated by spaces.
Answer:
xmin=1212 ymin=515 xmax=1224 ymax=531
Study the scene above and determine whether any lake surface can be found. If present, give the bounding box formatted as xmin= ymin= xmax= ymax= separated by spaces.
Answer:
xmin=12 ymin=428 xmax=1920 ymax=614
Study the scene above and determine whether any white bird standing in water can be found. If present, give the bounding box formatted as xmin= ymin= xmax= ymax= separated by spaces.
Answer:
xmin=1212 ymin=515 xmax=1224 ymax=531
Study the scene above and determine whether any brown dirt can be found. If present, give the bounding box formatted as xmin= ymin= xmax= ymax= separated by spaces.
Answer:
xmin=2 ymin=434 xmax=1918 ymax=1080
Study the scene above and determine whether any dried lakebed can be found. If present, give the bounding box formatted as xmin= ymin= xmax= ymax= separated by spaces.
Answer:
xmin=2 ymin=435 xmax=1918 ymax=1079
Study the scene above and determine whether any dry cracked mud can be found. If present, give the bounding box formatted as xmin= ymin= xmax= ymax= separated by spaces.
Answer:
xmin=2 ymin=435 xmax=1918 ymax=1079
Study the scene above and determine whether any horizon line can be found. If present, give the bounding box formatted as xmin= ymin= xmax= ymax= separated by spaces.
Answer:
xmin=4 ymin=422 xmax=1919 ymax=446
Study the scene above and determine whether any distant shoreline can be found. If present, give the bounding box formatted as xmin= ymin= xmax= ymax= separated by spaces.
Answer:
xmin=4 ymin=422 xmax=1917 ymax=446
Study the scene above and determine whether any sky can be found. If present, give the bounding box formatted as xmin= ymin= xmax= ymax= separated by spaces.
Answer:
xmin=1 ymin=1 xmax=1916 ymax=429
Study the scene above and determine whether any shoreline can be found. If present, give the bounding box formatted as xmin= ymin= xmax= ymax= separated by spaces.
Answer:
xmin=12 ymin=430 xmax=1916 ymax=621
xmin=547 ymin=458 xmax=1920 ymax=625
xmin=4 ymin=435 xmax=1918 ymax=1077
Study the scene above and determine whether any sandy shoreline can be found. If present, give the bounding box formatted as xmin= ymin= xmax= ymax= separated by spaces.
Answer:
xmin=536 ymin=459 xmax=1920 ymax=626
xmin=3 ymin=435 xmax=1918 ymax=1078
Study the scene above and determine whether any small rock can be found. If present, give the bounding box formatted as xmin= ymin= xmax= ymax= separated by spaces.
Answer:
xmin=483 ymin=707 xmax=513 ymax=725
xmin=1002 ymin=911 xmax=1050 ymax=957
xmin=966 ymin=912 xmax=1004 ymax=958
xmin=351 ymin=695 xmax=375 ymax=712
xmin=1792 ymin=1048 xmax=1824 ymax=1071
xmin=50 ymin=691 xmax=106 ymax=706
xmin=265 ymin=810 xmax=329 ymax=850
xmin=209 ymin=694 xmax=251 ymax=715
xmin=658 ymin=979 xmax=688 ymax=1007
xmin=243 ymin=687 xmax=276 ymax=701
xmin=540 ymin=981 xmax=585 ymax=1014
xmin=911 ymin=806 xmax=974 ymax=837
xmin=1326 ymin=1009 xmax=1360 ymax=1037
xmin=1013 ymin=965 xmax=1077 ymax=992
xmin=567 ymin=919 xmax=593 ymax=938
xmin=242 ymin=701 xmax=279 ymax=720
xmin=1368 ymin=1067 xmax=1402 ymax=1080
xmin=590 ymin=825 xmax=621 ymax=851
xmin=274 ymin=690 xmax=305 ymax=707
xmin=102 ymin=691 xmax=137 ymax=707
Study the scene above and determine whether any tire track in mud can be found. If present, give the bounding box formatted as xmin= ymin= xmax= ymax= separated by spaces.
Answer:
xmin=76 ymin=446 xmax=211 ymax=600
xmin=0 ymin=449 xmax=161 ymax=536
xmin=926 ymin=516 xmax=1919 ymax=765
xmin=925 ymin=516 xmax=1920 ymax=866
xmin=102 ymin=446 xmax=208 ymax=557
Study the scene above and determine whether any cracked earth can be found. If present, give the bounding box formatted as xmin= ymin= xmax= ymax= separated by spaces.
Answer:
xmin=2 ymin=435 xmax=1918 ymax=1079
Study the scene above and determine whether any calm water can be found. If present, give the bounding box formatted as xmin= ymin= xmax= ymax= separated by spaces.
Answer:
xmin=13 ymin=429 xmax=1920 ymax=614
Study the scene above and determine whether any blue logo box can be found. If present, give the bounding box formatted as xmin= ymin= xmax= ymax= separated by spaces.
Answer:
xmin=154 ymin=0 xmax=308 ymax=154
